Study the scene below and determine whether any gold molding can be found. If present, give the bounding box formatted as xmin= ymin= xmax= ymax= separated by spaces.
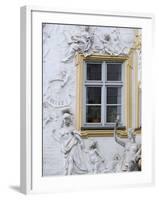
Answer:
xmin=75 ymin=53 xmax=84 ymax=131
xmin=127 ymin=29 xmax=141 ymax=128
xmin=135 ymin=51 xmax=140 ymax=128
xmin=83 ymin=54 xmax=129 ymax=61
xmin=126 ymin=50 xmax=133 ymax=128
xmin=80 ymin=129 xmax=141 ymax=138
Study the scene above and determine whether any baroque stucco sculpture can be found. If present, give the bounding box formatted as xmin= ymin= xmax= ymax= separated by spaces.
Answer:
xmin=52 ymin=111 xmax=88 ymax=175
xmin=114 ymin=118 xmax=141 ymax=172
xmin=52 ymin=111 xmax=109 ymax=175
xmin=98 ymin=28 xmax=131 ymax=55
xmin=50 ymin=110 xmax=141 ymax=175
xmin=62 ymin=27 xmax=135 ymax=63
xmin=87 ymin=140 xmax=107 ymax=173
xmin=42 ymin=24 xmax=141 ymax=176
xmin=44 ymin=70 xmax=71 ymax=108
xmin=62 ymin=26 xmax=94 ymax=62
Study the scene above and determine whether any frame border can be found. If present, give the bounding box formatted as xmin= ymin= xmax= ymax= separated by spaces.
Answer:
xmin=20 ymin=6 xmax=154 ymax=194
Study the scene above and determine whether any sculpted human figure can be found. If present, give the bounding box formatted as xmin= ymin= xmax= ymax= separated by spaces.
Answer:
xmin=62 ymin=26 xmax=93 ymax=62
xmin=100 ymin=29 xmax=124 ymax=55
xmin=52 ymin=112 xmax=88 ymax=175
xmin=100 ymin=33 xmax=114 ymax=55
xmin=110 ymin=153 xmax=121 ymax=172
xmin=114 ymin=118 xmax=140 ymax=172
xmin=87 ymin=140 xmax=107 ymax=173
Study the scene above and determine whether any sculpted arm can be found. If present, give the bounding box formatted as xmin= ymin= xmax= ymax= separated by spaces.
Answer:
xmin=73 ymin=130 xmax=85 ymax=149
xmin=114 ymin=119 xmax=126 ymax=148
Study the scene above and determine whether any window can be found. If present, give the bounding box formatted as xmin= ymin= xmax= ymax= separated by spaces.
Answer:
xmin=75 ymin=53 xmax=133 ymax=136
xmin=84 ymin=61 xmax=123 ymax=128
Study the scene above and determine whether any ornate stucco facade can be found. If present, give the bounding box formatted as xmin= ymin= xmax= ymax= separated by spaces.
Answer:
xmin=42 ymin=24 xmax=141 ymax=176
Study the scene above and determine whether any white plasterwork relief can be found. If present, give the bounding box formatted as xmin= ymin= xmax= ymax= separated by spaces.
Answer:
xmin=62 ymin=26 xmax=95 ymax=62
xmin=113 ymin=119 xmax=141 ymax=172
xmin=50 ymin=111 xmax=141 ymax=175
xmin=43 ymin=24 xmax=53 ymax=63
xmin=44 ymin=70 xmax=72 ymax=109
xmin=52 ymin=112 xmax=88 ymax=175
xmin=42 ymin=24 xmax=141 ymax=176
xmin=62 ymin=27 xmax=135 ymax=62
xmin=86 ymin=140 xmax=108 ymax=173
xmin=52 ymin=111 xmax=109 ymax=175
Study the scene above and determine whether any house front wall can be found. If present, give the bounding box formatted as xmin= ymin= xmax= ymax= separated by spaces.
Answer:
xmin=43 ymin=24 xmax=141 ymax=176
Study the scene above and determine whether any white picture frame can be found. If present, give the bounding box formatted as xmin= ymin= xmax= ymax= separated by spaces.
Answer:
xmin=20 ymin=6 xmax=154 ymax=194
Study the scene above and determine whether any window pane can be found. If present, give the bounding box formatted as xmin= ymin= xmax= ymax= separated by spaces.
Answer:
xmin=86 ymin=87 xmax=101 ymax=104
xmin=86 ymin=106 xmax=101 ymax=123
xmin=87 ymin=63 xmax=102 ymax=80
xmin=106 ymin=106 xmax=121 ymax=123
xmin=107 ymin=87 xmax=121 ymax=104
xmin=107 ymin=63 xmax=122 ymax=81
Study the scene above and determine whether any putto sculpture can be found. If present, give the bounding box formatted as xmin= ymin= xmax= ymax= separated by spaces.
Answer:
xmin=87 ymin=140 xmax=107 ymax=173
xmin=62 ymin=26 xmax=94 ymax=62
xmin=110 ymin=153 xmax=121 ymax=173
xmin=99 ymin=28 xmax=129 ymax=55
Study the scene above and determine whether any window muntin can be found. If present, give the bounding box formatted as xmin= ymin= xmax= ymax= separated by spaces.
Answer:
xmin=84 ymin=61 xmax=123 ymax=127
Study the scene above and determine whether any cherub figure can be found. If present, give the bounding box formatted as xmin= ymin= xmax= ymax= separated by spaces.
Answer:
xmin=100 ymin=29 xmax=123 ymax=55
xmin=110 ymin=153 xmax=121 ymax=172
xmin=62 ymin=26 xmax=94 ymax=62
xmin=88 ymin=140 xmax=106 ymax=173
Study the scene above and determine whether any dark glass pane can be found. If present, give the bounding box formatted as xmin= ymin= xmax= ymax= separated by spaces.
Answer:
xmin=86 ymin=87 xmax=101 ymax=104
xmin=87 ymin=63 xmax=102 ymax=80
xmin=107 ymin=63 xmax=122 ymax=81
xmin=106 ymin=106 xmax=121 ymax=123
xmin=107 ymin=87 xmax=121 ymax=104
xmin=86 ymin=106 xmax=101 ymax=123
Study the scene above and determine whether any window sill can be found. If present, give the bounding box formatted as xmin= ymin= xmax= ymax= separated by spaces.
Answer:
xmin=79 ymin=126 xmax=127 ymax=138
xmin=81 ymin=126 xmax=126 ymax=131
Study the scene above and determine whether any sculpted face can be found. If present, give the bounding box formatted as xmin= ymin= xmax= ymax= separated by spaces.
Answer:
xmin=63 ymin=113 xmax=72 ymax=126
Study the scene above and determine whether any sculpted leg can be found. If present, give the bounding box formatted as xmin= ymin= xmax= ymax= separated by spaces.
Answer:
xmin=67 ymin=157 xmax=74 ymax=175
